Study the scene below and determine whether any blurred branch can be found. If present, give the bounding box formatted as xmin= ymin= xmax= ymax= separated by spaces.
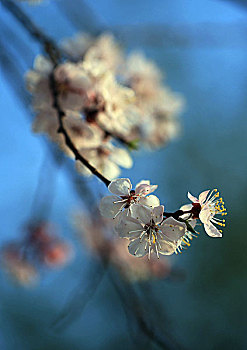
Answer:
xmin=1 ymin=0 xmax=61 ymax=63
xmin=1 ymin=0 xmax=111 ymax=186
xmin=52 ymin=259 xmax=108 ymax=332
xmin=55 ymin=0 xmax=106 ymax=35
xmin=0 ymin=38 xmax=30 ymax=107
xmin=109 ymin=272 xmax=182 ymax=350
xmin=28 ymin=149 xmax=64 ymax=222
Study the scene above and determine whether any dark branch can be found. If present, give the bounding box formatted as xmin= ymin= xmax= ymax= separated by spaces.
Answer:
xmin=49 ymin=70 xmax=111 ymax=187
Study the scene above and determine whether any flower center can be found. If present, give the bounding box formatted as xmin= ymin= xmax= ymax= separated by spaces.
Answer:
xmin=191 ymin=202 xmax=201 ymax=219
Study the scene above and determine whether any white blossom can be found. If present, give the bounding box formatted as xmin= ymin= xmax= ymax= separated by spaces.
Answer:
xmin=116 ymin=205 xmax=186 ymax=258
xmin=99 ymin=178 xmax=160 ymax=219
xmin=187 ymin=189 xmax=227 ymax=237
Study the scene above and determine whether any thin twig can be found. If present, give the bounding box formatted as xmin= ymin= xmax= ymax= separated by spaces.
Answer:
xmin=49 ymin=69 xmax=111 ymax=186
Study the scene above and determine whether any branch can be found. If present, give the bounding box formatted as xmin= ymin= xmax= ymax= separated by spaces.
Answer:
xmin=1 ymin=0 xmax=61 ymax=64
xmin=49 ymin=70 xmax=111 ymax=187
xmin=109 ymin=273 xmax=178 ymax=350
xmin=52 ymin=259 xmax=107 ymax=332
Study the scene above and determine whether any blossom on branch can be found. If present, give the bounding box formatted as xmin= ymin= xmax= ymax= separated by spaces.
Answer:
xmin=186 ymin=189 xmax=227 ymax=237
xmin=99 ymin=178 xmax=227 ymax=259
xmin=116 ymin=205 xmax=186 ymax=259
xmin=26 ymin=32 xmax=184 ymax=181
xmin=99 ymin=178 xmax=160 ymax=219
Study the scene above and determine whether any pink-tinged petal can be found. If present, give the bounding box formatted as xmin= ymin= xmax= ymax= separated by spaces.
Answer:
xmin=158 ymin=239 xmax=177 ymax=256
xmin=199 ymin=207 xmax=213 ymax=224
xmin=152 ymin=205 xmax=164 ymax=224
xmin=130 ymin=204 xmax=152 ymax=224
xmin=128 ymin=238 xmax=148 ymax=257
xmin=160 ymin=217 xmax=186 ymax=241
xmin=187 ymin=192 xmax=199 ymax=203
xmin=204 ymin=222 xmax=222 ymax=238
xmin=139 ymin=195 xmax=160 ymax=208
xmin=198 ymin=190 xmax=210 ymax=205
xmin=99 ymin=195 xmax=127 ymax=219
xmin=135 ymin=180 xmax=150 ymax=188
xmin=135 ymin=183 xmax=158 ymax=196
xmin=115 ymin=217 xmax=144 ymax=238
xmin=108 ymin=178 xmax=132 ymax=196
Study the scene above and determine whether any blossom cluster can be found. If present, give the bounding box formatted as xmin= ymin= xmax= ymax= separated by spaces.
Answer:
xmin=26 ymin=33 xmax=184 ymax=180
xmin=100 ymin=178 xmax=227 ymax=259
xmin=1 ymin=222 xmax=73 ymax=286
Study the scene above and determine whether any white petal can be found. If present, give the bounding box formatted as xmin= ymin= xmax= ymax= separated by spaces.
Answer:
xmin=152 ymin=205 xmax=164 ymax=224
xmin=110 ymin=148 xmax=133 ymax=168
xmin=99 ymin=195 xmax=126 ymax=219
xmin=160 ymin=217 xmax=186 ymax=241
xmin=180 ymin=203 xmax=193 ymax=220
xmin=108 ymin=178 xmax=132 ymax=196
xmin=130 ymin=204 xmax=152 ymax=224
xmin=199 ymin=207 xmax=214 ymax=224
xmin=180 ymin=204 xmax=193 ymax=212
xmin=158 ymin=239 xmax=177 ymax=255
xmin=115 ymin=217 xmax=143 ymax=238
xmin=139 ymin=195 xmax=160 ymax=208
xmin=128 ymin=238 xmax=148 ymax=257
xmin=187 ymin=192 xmax=199 ymax=203
xmin=101 ymin=160 xmax=121 ymax=180
xmin=204 ymin=222 xmax=222 ymax=238
xmin=199 ymin=190 xmax=210 ymax=204
xmin=34 ymin=55 xmax=53 ymax=74
xmin=135 ymin=183 xmax=158 ymax=196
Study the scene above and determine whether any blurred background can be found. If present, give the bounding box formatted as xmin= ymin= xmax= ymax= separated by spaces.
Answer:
xmin=0 ymin=0 xmax=247 ymax=349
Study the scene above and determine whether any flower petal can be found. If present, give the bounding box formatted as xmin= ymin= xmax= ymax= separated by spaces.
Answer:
xmin=115 ymin=217 xmax=144 ymax=239
xmin=199 ymin=190 xmax=210 ymax=205
xmin=204 ymin=222 xmax=222 ymax=238
xmin=199 ymin=207 xmax=213 ymax=224
xmin=110 ymin=147 xmax=133 ymax=168
xmin=139 ymin=195 xmax=160 ymax=208
xmin=130 ymin=204 xmax=152 ymax=224
xmin=128 ymin=238 xmax=148 ymax=257
xmin=158 ymin=239 xmax=177 ymax=255
xmin=99 ymin=195 xmax=127 ymax=219
xmin=180 ymin=203 xmax=193 ymax=220
xmin=108 ymin=178 xmax=132 ymax=196
xmin=187 ymin=192 xmax=199 ymax=203
xmin=152 ymin=205 xmax=164 ymax=224
xmin=135 ymin=180 xmax=150 ymax=188
xmin=135 ymin=182 xmax=158 ymax=196
xmin=180 ymin=204 xmax=193 ymax=212
xmin=160 ymin=217 xmax=186 ymax=241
